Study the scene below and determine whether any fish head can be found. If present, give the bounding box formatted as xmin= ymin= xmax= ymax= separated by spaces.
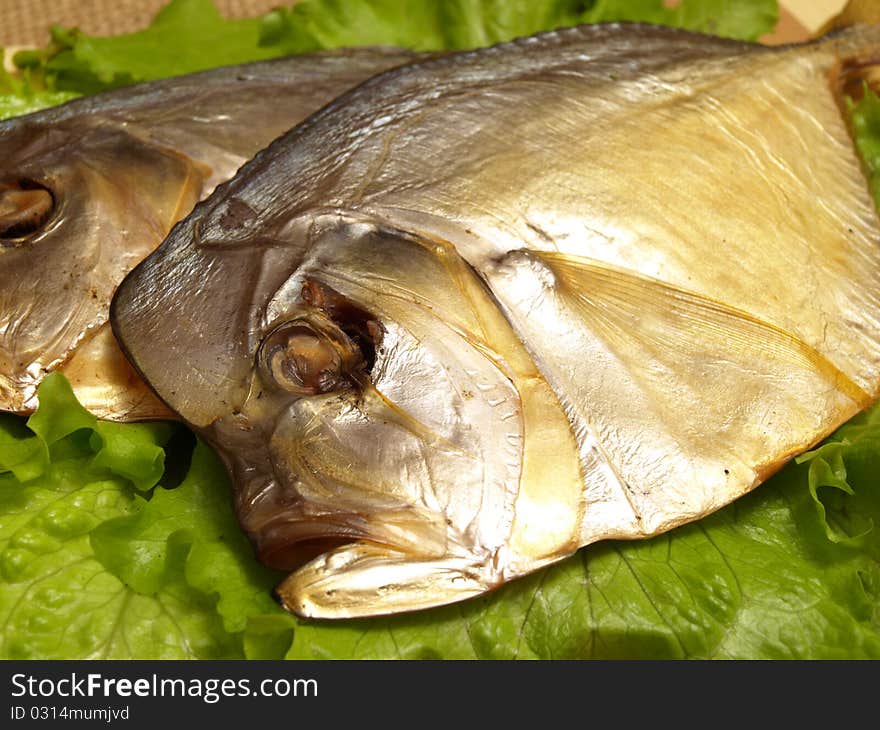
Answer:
xmin=0 ymin=112 xmax=208 ymax=416
xmin=113 ymin=211 xmax=585 ymax=617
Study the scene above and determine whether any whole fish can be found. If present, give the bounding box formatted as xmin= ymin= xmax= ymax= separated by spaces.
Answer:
xmin=0 ymin=47 xmax=418 ymax=420
xmin=113 ymin=23 xmax=880 ymax=618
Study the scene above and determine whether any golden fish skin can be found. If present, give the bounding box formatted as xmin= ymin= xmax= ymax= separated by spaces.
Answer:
xmin=0 ymin=48 xmax=418 ymax=421
xmin=112 ymin=23 xmax=880 ymax=618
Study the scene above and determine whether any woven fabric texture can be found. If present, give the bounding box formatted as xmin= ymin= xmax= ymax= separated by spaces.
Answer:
xmin=0 ymin=0 xmax=282 ymax=46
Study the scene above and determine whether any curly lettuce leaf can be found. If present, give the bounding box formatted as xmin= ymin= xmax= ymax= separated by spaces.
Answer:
xmin=259 ymin=0 xmax=778 ymax=55
xmin=581 ymin=0 xmax=777 ymax=41
xmin=39 ymin=0 xmax=282 ymax=94
xmin=0 ymin=55 xmax=78 ymax=122
xmin=5 ymin=373 xmax=878 ymax=659
xmin=4 ymin=0 xmax=279 ymax=116
xmin=796 ymin=407 xmax=880 ymax=549
xmin=89 ymin=439 xmax=284 ymax=635
xmin=0 ymin=89 xmax=77 ymax=121
xmin=258 ymin=0 xmax=589 ymax=53
xmin=0 ymin=375 xmax=291 ymax=659
xmin=850 ymin=87 xmax=880 ymax=210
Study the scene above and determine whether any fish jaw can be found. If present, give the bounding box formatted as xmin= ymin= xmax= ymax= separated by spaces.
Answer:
xmin=218 ymin=399 xmax=502 ymax=619
xmin=276 ymin=543 xmax=492 ymax=619
xmin=202 ymin=342 xmax=512 ymax=619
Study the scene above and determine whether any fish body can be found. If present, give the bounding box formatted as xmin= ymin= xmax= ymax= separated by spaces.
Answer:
xmin=0 ymin=47 xmax=418 ymax=420
xmin=113 ymin=23 xmax=880 ymax=618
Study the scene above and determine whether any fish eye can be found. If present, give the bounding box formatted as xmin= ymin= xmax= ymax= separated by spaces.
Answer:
xmin=0 ymin=178 xmax=54 ymax=241
xmin=258 ymin=316 xmax=365 ymax=396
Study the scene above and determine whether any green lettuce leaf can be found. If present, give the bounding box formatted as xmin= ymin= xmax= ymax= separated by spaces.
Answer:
xmin=0 ymin=375 xmax=292 ymax=659
xmin=41 ymin=0 xmax=282 ymax=94
xmin=0 ymin=89 xmax=78 ymax=121
xmin=2 ymin=0 xmax=287 ymax=108
xmin=89 ymin=439 xmax=285 ymax=635
xmin=850 ymin=87 xmax=880 ymax=209
xmin=259 ymin=0 xmax=778 ymax=55
xmin=7 ymin=375 xmax=877 ymax=659
xmin=0 ymin=59 xmax=78 ymax=121
xmin=581 ymin=0 xmax=777 ymax=40
xmin=257 ymin=0 xmax=590 ymax=54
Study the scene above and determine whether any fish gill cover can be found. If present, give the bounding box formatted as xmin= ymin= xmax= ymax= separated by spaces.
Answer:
xmin=1 ymin=0 xmax=879 ymax=659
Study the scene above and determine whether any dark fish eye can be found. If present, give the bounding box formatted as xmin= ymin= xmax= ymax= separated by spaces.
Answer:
xmin=0 ymin=178 xmax=54 ymax=241
xmin=258 ymin=316 xmax=364 ymax=396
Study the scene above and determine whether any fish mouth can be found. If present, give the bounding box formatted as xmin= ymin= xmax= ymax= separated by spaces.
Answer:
xmin=208 ymin=391 xmax=454 ymax=582
xmin=234 ymin=460 xmax=451 ymax=575
xmin=248 ymin=484 xmax=477 ymax=620
xmin=246 ymin=509 xmax=389 ymax=573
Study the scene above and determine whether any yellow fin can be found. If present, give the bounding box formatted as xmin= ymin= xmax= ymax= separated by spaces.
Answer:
xmin=537 ymin=250 xmax=871 ymax=409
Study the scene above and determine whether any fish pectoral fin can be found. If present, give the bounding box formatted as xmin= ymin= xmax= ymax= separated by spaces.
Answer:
xmin=276 ymin=542 xmax=490 ymax=619
xmin=532 ymin=250 xmax=871 ymax=407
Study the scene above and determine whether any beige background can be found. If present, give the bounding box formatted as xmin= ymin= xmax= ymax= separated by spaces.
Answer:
xmin=0 ymin=1 xmax=851 ymax=47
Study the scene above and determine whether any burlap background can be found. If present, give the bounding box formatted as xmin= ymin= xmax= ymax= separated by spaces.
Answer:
xmin=0 ymin=1 xmax=843 ymax=48
xmin=0 ymin=0 xmax=282 ymax=46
